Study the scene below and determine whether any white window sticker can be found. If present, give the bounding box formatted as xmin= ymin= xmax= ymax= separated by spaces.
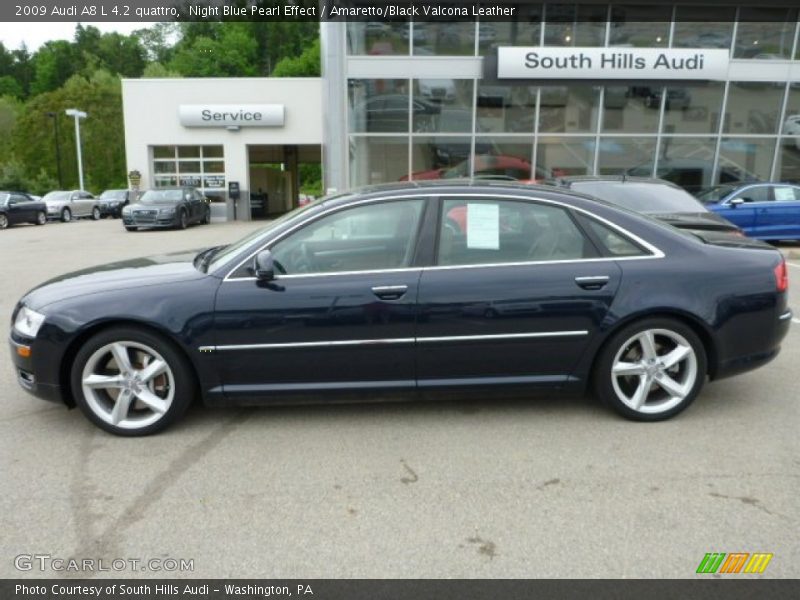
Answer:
xmin=774 ymin=187 xmax=797 ymax=202
xmin=467 ymin=203 xmax=500 ymax=250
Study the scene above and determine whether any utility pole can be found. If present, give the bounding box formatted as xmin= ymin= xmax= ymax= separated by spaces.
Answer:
xmin=65 ymin=108 xmax=87 ymax=190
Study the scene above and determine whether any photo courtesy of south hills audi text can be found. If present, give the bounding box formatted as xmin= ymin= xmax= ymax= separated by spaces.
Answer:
xmin=14 ymin=583 xmax=316 ymax=597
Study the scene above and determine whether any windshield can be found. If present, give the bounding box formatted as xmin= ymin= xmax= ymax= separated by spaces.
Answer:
xmin=140 ymin=190 xmax=183 ymax=204
xmin=572 ymin=182 xmax=707 ymax=213
xmin=0 ymin=193 xmax=8 ymax=205
xmin=101 ymin=190 xmax=126 ymax=200
xmin=206 ymin=194 xmax=353 ymax=273
xmin=696 ymin=185 xmax=736 ymax=203
xmin=43 ymin=191 xmax=70 ymax=202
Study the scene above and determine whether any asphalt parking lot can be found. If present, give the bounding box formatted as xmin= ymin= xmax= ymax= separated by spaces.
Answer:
xmin=1 ymin=217 xmax=799 ymax=579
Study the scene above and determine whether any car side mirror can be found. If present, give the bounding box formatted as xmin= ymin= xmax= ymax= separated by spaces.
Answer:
xmin=729 ymin=198 xmax=745 ymax=207
xmin=254 ymin=250 xmax=275 ymax=281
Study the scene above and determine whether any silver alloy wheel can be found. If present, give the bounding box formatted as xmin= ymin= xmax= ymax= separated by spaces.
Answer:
xmin=0 ymin=214 xmax=7 ymax=229
xmin=610 ymin=328 xmax=698 ymax=415
xmin=37 ymin=211 xmax=46 ymax=225
xmin=92 ymin=207 xmax=100 ymax=220
xmin=81 ymin=341 xmax=175 ymax=430
xmin=62 ymin=208 xmax=71 ymax=222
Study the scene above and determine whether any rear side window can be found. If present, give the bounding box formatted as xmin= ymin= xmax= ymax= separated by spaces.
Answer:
xmin=437 ymin=198 xmax=597 ymax=266
xmin=579 ymin=215 xmax=649 ymax=257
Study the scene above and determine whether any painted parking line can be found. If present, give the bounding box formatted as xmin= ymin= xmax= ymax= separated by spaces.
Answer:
xmin=787 ymin=262 xmax=800 ymax=270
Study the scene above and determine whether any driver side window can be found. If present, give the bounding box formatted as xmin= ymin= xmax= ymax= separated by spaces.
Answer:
xmin=270 ymin=199 xmax=426 ymax=275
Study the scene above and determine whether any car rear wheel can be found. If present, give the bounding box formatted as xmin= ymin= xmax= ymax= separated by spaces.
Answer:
xmin=177 ymin=209 xmax=188 ymax=230
xmin=71 ymin=327 xmax=195 ymax=436
xmin=0 ymin=214 xmax=7 ymax=229
xmin=91 ymin=207 xmax=101 ymax=220
xmin=594 ymin=318 xmax=706 ymax=421
xmin=61 ymin=208 xmax=71 ymax=223
xmin=202 ymin=208 xmax=210 ymax=224
xmin=35 ymin=211 xmax=46 ymax=225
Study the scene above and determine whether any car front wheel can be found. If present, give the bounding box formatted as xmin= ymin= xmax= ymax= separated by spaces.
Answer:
xmin=91 ymin=207 xmax=100 ymax=220
xmin=61 ymin=208 xmax=72 ymax=223
xmin=71 ymin=327 xmax=195 ymax=436
xmin=35 ymin=211 xmax=46 ymax=225
xmin=594 ymin=318 xmax=707 ymax=421
xmin=0 ymin=214 xmax=7 ymax=229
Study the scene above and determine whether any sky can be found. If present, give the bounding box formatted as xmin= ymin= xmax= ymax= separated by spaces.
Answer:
xmin=0 ymin=22 xmax=149 ymax=51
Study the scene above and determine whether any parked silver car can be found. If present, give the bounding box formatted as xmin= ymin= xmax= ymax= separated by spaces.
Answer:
xmin=43 ymin=190 xmax=100 ymax=222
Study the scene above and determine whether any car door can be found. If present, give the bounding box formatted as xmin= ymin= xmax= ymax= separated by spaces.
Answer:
xmin=71 ymin=191 xmax=91 ymax=217
xmin=714 ymin=185 xmax=767 ymax=234
xmin=8 ymin=194 xmax=34 ymax=224
xmin=416 ymin=196 xmax=623 ymax=390
xmin=190 ymin=190 xmax=206 ymax=221
xmin=758 ymin=185 xmax=800 ymax=239
xmin=212 ymin=197 xmax=430 ymax=403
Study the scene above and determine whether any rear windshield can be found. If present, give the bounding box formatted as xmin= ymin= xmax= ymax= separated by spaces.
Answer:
xmin=140 ymin=190 xmax=183 ymax=204
xmin=571 ymin=182 xmax=707 ymax=213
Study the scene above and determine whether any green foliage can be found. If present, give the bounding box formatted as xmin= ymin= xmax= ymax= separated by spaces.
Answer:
xmin=142 ymin=62 xmax=183 ymax=78
xmin=299 ymin=163 xmax=323 ymax=197
xmin=0 ymin=160 xmax=28 ymax=191
xmin=27 ymin=167 xmax=58 ymax=196
xmin=169 ymin=23 xmax=258 ymax=77
xmin=31 ymin=41 xmax=78 ymax=96
xmin=0 ymin=75 xmax=22 ymax=98
xmin=271 ymin=38 xmax=321 ymax=77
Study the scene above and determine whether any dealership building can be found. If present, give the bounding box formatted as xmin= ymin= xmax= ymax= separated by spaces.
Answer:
xmin=122 ymin=6 xmax=800 ymax=219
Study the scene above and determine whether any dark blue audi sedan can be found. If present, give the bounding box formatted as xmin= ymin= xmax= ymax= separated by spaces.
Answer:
xmin=699 ymin=182 xmax=800 ymax=241
xmin=9 ymin=182 xmax=792 ymax=435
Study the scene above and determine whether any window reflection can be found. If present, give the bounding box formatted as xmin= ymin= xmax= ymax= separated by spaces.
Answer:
xmin=413 ymin=22 xmax=475 ymax=56
xmin=724 ymin=82 xmax=784 ymax=135
xmin=476 ymin=83 xmax=536 ymax=133
xmin=536 ymin=137 xmax=595 ymax=177
xmin=673 ymin=6 xmax=734 ymax=49
xmin=349 ymin=137 xmax=408 ymax=186
xmin=718 ymin=138 xmax=776 ymax=182
xmin=597 ymin=138 xmax=658 ymax=175
xmin=477 ymin=3 xmax=542 ymax=56
xmin=411 ymin=136 xmax=477 ymax=177
xmin=537 ymin=84 xmax=600 ymax=133
xmin=602 ymin=85 xmax=661 ymax=133
xmin=349 ymin=79 xmax=410 ymax=133
xmin=413 ymin=79 xmax=474 ymax=133
xmin=543 ymin=3 xmax=607 ymax=46
xmin=347 ymin=22 xmax=410 ymax=56
xmin=661 ymin=83 xmax=724 ymax=135
xmin=656 ymin=138 xmax=718 ymax=193
xmin=734 ymin=8 xmax=798 ymax=59
xmin=472 ymin=139 xmax=536 ymax=180
xmin=609 ymin=4 xmax=671 ymax=47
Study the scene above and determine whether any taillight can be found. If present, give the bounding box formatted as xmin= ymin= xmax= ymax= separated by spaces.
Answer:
xmin=774 ymin=259 xmax=788 ymax=292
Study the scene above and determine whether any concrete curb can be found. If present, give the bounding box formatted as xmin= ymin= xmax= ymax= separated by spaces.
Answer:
xmin=781 ymin=249 xmax=800 ymax=260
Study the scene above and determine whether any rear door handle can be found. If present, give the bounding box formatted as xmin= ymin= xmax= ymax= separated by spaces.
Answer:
xmin=371 ymin=285 xmax=408 ymax=300
xmin=575 ymin=275 xmax=610 ymax=290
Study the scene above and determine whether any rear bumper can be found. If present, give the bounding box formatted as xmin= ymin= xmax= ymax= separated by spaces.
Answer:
xmin=713 ymin=308 xmax=792 ymax=380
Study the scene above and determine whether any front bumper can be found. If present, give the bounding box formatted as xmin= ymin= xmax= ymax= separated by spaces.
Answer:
xmin=8 ymin=336 xmax=64 ymax=404
xmin=122 ymin=212 xmax=178 ymax=228
xmin=99 ymin=204 xmax=123 ymax=217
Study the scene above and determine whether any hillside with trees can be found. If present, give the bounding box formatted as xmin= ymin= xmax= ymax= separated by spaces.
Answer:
xmin=0 ymin=21 xmax=320 ymax=194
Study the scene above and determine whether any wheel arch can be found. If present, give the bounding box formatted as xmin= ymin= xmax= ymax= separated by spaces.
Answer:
xmin=59 ymin=319 xmax=200 ymax=408
xmin=587 ymin=309 xmax=718 ymax=385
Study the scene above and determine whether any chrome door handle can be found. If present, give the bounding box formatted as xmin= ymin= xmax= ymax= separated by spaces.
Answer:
xmin=575 ymin=275 xmax=609 ymax=290
xmin=371 ymin=285 xmax=408 ymax=300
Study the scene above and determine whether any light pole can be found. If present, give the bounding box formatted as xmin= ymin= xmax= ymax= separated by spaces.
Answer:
xmin=45 ymin=112 xmax=63 ymax=188
xmin=65 ymin=108 xmax=87 ymax=190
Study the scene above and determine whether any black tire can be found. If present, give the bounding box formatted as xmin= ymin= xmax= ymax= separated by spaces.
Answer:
xmin=593 ymin=317 xmax=707 ymax=422
xmin=35 ymin=211 xmax=46 ymax=225
xmin=177 ymin=209 xmax=188 ymax=230
xmin=202 ymin=207 xmax=211 ymax=224
xmin=70 ymin=326 xmax=196 ymax=436
xmin=125 ymin=226 xmax=138 ymax=232
xmin=91 ymin=206 xmax=101 ymax=220
xmin=61 ymin=208 xmax=72 ymax=223
xmin=0 ymin=214 xmax=8 ymax=229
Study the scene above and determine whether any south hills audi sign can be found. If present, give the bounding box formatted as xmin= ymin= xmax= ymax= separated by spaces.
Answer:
xmin=497 ymin=47 xmax=730 ymax=80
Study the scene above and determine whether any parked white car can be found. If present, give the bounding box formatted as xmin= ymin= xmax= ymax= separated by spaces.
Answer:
xmin=783 ymin=115 xmax=800 ymax=150
xmin=43 ymin=190 xmax=100 ymax=222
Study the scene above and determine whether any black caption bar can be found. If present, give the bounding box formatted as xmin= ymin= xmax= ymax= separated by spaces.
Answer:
xmin=3 ymin=0 xmax=800 ymax=22
xmin=2 ymin=580 xmax=800 ymax=600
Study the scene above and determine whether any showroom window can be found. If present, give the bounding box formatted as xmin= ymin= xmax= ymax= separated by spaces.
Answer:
xmin=734 ymin=8 xmax=798 ymax=59
xmin=477 ymin=4 xmax=542 ymax=57
xmin=672 ymin=6 xmax=735 ymax=49
xmin=347 ymin=22 xmax=410 ymax=56
xmin=151 ymin=145 xmax=225 ymax=201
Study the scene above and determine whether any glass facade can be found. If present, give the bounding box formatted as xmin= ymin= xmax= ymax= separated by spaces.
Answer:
xmin=345 ymin=6 xmax=800 ymax=192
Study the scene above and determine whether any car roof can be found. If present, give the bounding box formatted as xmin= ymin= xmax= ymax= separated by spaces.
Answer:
xmin=549 ymin=175 xmax=686 ymax=191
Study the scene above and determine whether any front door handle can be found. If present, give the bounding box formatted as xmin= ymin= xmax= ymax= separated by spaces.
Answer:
xmin=575 ymin=275 xmax=609 ymax=290
xmin=371 ymin=285 xmax=408 ymax=300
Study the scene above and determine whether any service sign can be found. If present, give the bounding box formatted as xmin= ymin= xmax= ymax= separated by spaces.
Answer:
xmin=497 ymin=47 xmax=730 ymax=80
xmin=178 ymin=104 xmax=285 ymax=127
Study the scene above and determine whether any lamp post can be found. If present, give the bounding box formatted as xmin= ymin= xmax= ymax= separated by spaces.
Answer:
xmin=65 ymin=108 xmax=87 ymax=190
xmin=45 ymin=111 xmax=63 ymax=188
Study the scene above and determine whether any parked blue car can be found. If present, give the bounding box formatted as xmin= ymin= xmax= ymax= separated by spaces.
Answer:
xmin=699 ymin=182 xmax=800 ymax=241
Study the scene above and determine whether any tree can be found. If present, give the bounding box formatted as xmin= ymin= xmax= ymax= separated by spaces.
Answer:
xmin=30 ymin=40 xmax=78 ymax=96
xmin=135 ymin=23 xmax=179 ymax=64
xmin=142 ymin=62 xmax=182 ymax=78
xmin=0 ymin=76 xmax=23 ymax=98
xmin=169 ymin=23 xmax=258 ymax=77
xmin=271 ymin=38 xmax=321 ymax=77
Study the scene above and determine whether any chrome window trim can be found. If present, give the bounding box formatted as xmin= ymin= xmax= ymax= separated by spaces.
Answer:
xmin=198 ymin=330 xmax=589 ymax=352
xmin=223 ymin=191 xmax=665 ymax=283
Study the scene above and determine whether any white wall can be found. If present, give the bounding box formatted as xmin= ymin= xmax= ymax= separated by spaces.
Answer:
xmin=121 ymin=77 xmax=323 ymax=218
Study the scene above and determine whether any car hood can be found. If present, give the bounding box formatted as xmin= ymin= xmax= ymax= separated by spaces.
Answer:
xmin=22 ymin=249 xmax=209 ymax=311
xmin=652 ymin=211 xmax=739 ymax=231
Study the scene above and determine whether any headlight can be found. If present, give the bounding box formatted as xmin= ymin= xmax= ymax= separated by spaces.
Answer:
xmin=122 ymin=206 xmax=132 ymax=214
xmin=14 ymin=306 xmax=45 ymax=338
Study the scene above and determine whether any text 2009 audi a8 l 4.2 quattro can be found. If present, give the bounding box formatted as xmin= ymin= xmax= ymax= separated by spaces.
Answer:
xmin=9 ymin=182 xmax=792 ymax=436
